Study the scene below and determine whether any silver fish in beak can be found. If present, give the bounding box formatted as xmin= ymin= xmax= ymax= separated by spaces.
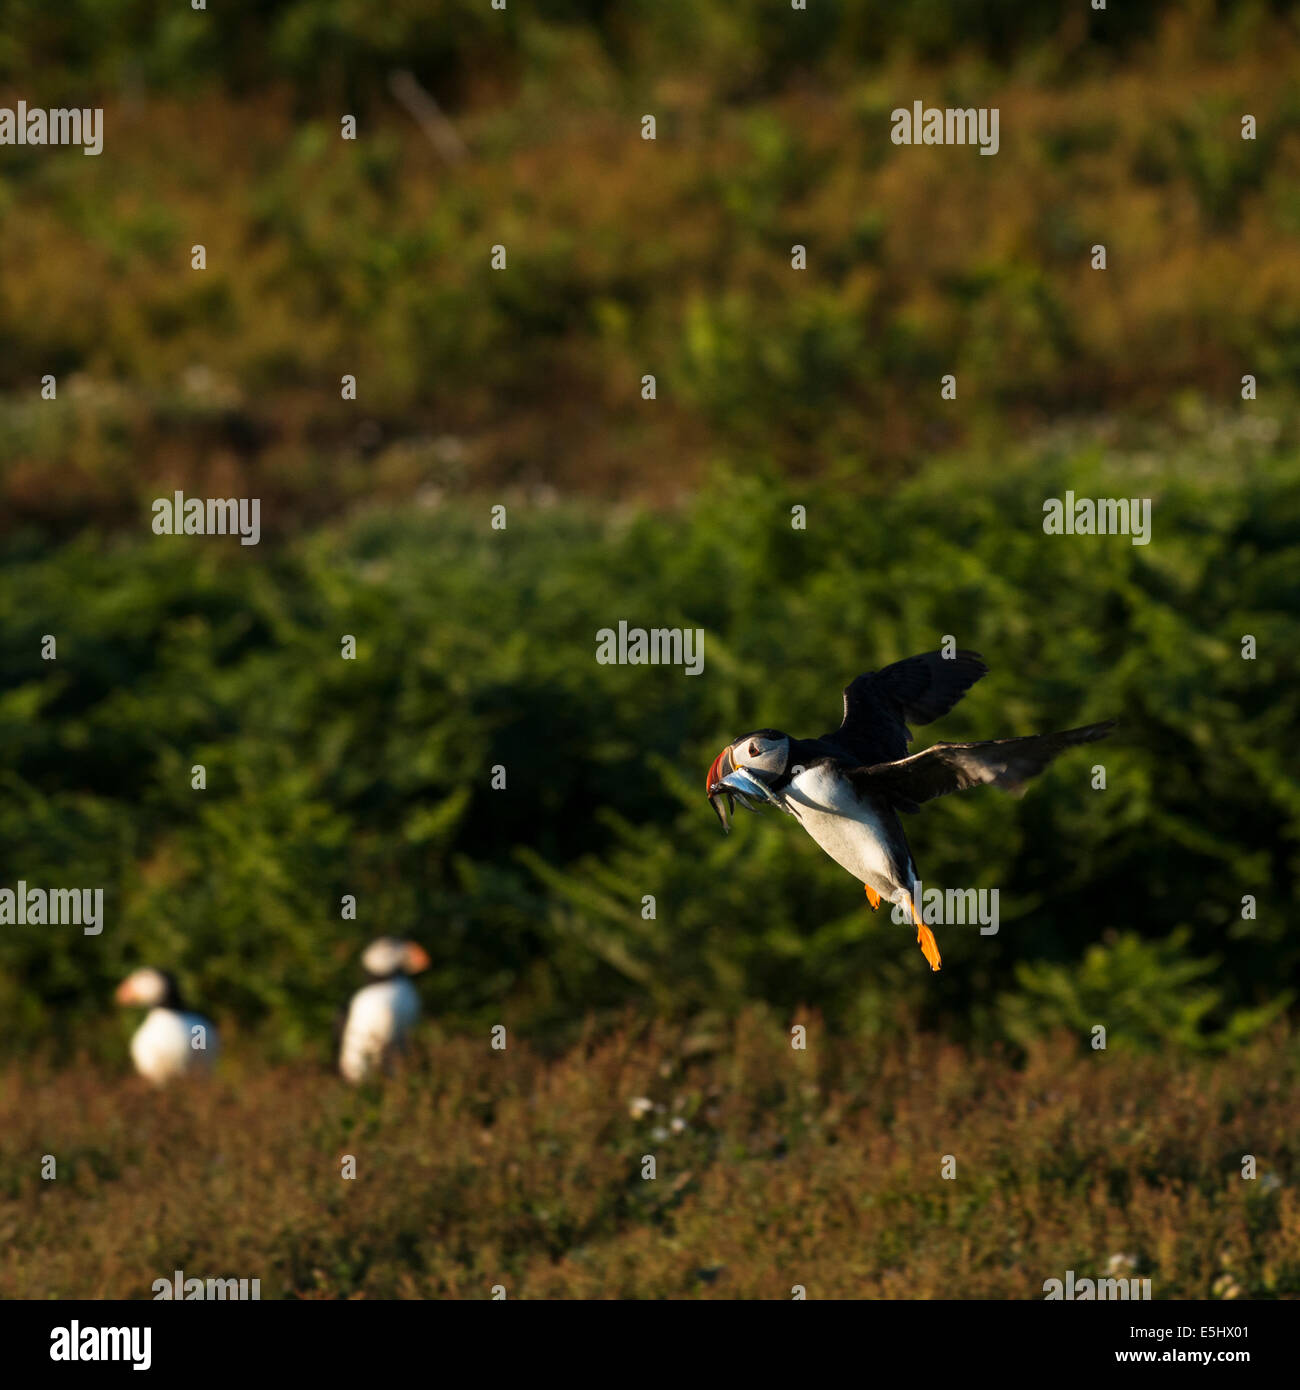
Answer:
xmin=705 ymin=746 xmax=775 ymax=833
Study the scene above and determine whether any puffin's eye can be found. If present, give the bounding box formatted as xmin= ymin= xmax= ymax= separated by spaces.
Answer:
xmin=748 ymin=742 xmax=760 ymax=757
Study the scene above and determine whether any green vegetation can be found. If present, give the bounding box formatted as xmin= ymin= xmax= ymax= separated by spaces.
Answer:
xmin=2 ymin=433 xmax=1295 ymax=1057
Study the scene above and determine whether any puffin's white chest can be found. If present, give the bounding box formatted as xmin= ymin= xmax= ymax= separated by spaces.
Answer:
xmin=781 ymin=764 xmax=913 ymax=898
xmin=340 ymin=977 xmax=421 ymax=1082
xmin=130 ymin=1008 xmax=218 ymax=1084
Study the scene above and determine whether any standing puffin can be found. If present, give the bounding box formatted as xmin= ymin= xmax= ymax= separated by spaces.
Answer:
xmin=114 ymin=967 xmax=219 ymax=1083
xmin=338 ymin=937 xmax=431 ymax=1083
xmin=705 ymin=650 xmax=1113 ymax=972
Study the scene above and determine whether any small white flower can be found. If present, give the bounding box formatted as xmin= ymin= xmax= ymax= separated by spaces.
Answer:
xmin=670 ymin=1117 xmax=687 ymax=1135
xmin=628 ymin=1096 xmax=654 ymax=1119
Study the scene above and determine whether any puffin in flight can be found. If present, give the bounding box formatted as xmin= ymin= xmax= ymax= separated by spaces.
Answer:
xmin=115 ymin=967 xmax=219 ymax=1083
xmin=705 ymin=650 xmax=1113 ymax=972
xmin=338 ymin=937 xmax=431 ymax=1083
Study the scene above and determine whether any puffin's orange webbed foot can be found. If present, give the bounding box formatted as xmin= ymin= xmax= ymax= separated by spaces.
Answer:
xmin=908 ymin=897 xmax=942 ymax=972
xmin=864 ymin=885 xmax=881 ymax=911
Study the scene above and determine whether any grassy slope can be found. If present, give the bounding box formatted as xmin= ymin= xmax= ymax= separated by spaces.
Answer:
xmin=4 ymin=1016 xmax=1299 ymax=1299
xmin=3 ymin=9 xmax=1300 ymax=526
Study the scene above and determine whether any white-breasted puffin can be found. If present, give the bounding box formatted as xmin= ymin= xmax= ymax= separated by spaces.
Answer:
xmin=338 ymin=937 xmax=431 ymax=1083
xmin=114 ymin=967 xmax=220 ymax=1083
xmin=705 ymin=650 xmax=1114 ymax=972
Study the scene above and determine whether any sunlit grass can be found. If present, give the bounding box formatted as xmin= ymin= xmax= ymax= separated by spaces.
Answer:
xmin=3 ymin=1014 xmax=1298 ymax=1298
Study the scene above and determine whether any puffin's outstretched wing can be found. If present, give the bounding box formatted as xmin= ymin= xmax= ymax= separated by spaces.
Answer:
xmin=851 ymin=721 xmax=1114 ymax=811
xmin=824 ymin=649 xmax=989 ymax=765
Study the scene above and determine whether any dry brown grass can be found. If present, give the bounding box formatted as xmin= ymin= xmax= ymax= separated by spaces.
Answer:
xmin=3 ymin=1014 xmax=1297 ymax=1299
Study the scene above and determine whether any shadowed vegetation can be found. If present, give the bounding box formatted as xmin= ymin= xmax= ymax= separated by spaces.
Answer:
xmin=1 ymin=436 xmax=1296 ymax=1055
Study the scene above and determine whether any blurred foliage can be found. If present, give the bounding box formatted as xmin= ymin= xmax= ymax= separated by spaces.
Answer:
xmin=0 ymin=3 xmax=1296 ymax=1061
xmin=0 ymin=1 xmax=1211 ymax=102
xmin=4 ymin=1016 xmax=1300 ymax=1297
xmin=0 ymin=432 xmax=1295 ymax=1057
xmin=3 ymin=3 xmax=1300 ymax=522
xmin=1001 ymin=930 xmax=1288 ymax=1054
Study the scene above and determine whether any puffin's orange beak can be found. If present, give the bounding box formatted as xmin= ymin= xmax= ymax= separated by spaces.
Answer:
xmin=114 ymin=978 xmax=136 ymax=1005
xmin=706 ymin=745 xmax=738 ymax=831
xmin=706 ymin=745 xmax=734 ymax=798
xmin=404 ymin=943 xmax=431 ymax=974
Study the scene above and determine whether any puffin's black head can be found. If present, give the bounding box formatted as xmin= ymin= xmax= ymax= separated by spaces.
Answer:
xmin=705 ymin=729 xmax=791 ymax=832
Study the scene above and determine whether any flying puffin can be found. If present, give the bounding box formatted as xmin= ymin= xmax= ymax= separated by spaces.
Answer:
xmin=114 ymin=967 xmax=219 ymax=1083
xmin=338 ymin=937 xmax=431 ymax=1083
xmin=705 ymin=650 xmax=1113 ymax=972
